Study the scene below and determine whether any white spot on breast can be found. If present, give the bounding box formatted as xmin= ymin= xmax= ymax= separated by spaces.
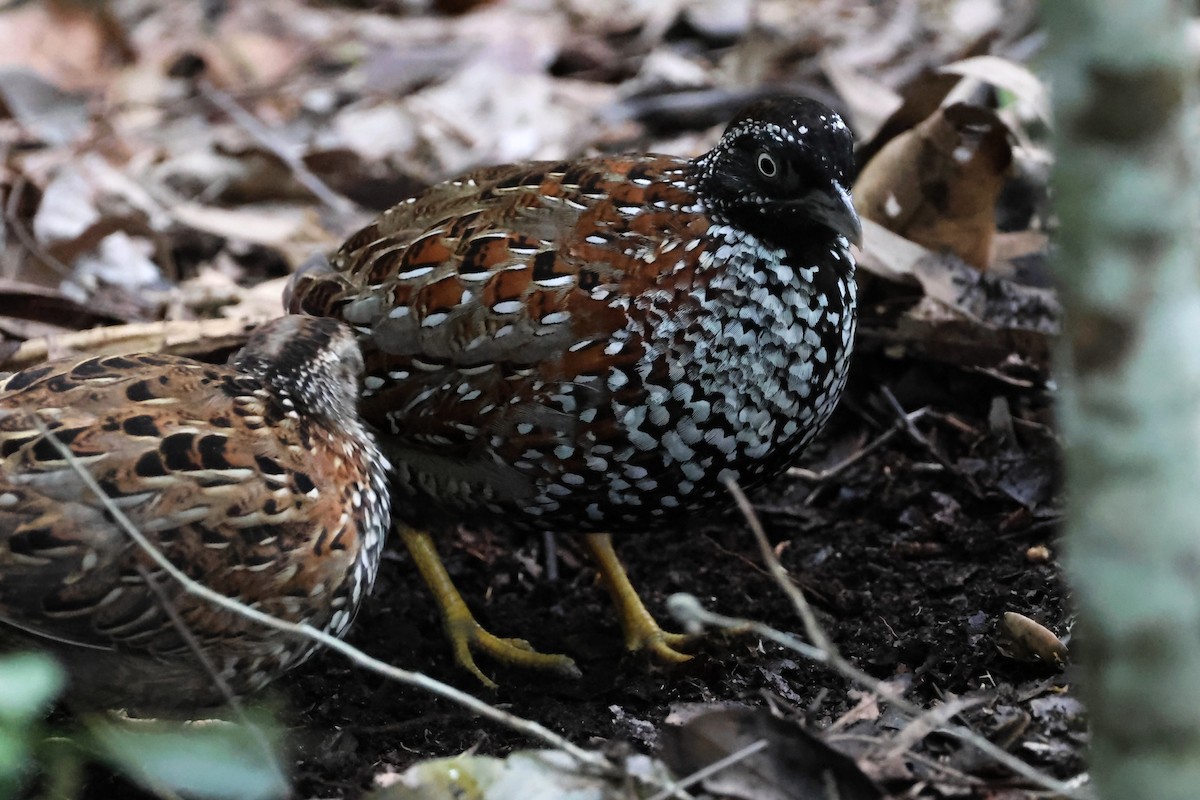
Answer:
xmin=662 ymin=430 xmax=695 ymax=463
xmin=647 ymin=404 xmax=670 ymax=427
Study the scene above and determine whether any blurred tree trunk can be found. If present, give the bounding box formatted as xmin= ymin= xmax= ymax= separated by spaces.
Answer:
xmin=1043 ymin=1 xmax=1200 ymax=797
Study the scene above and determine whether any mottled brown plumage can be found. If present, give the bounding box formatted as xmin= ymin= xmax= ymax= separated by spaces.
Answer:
xmin=0 ymin=316 xmax=390 ymax=711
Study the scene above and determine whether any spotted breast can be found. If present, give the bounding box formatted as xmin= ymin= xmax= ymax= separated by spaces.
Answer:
xmin=288 ymin=96 xmax=860 ymax=685
xmin=0 ymin=316 xmax=390 ymax=711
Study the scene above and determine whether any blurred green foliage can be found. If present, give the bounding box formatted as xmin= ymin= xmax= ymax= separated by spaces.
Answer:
xmin=0 ymin=651 xmax=289 ymax=800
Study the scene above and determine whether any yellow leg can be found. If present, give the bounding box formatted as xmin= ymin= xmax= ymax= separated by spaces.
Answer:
xmin=400 ymin=526 xmax=580 ymax=688
xmin=583 ymin=532 xmax=692 ymax=663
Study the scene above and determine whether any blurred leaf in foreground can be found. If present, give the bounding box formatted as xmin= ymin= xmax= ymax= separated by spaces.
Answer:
xmin=86 ymin=713 xmax=289 ymax=800
xmin=0 ymin=651 xmax=64 ymax=797
xmin=371 ymin=749 xmax=661 ymax=800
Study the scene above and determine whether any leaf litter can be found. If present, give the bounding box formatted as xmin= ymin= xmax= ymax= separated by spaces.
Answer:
xmin=0 ymin=0 xmax=1082 ymax=798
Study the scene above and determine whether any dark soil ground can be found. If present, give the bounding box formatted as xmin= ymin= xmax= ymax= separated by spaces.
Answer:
xmin=71 ymin=325 xmax=1076 ymax=800
xmin=274 ymin=345 xmax=1074 ymax=797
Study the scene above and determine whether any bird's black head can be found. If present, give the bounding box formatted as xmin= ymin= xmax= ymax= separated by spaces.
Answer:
xmin=694 ymin=96 xmax=861 ymax=249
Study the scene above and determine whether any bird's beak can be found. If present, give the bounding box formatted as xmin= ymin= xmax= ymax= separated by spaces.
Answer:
xmin=798 ymin=181 xmax=862 ymax=247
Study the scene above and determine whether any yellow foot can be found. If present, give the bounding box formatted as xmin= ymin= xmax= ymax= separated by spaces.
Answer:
xmin=583 ymin=532 xmax=694 ymax=663
xmin=400 ymin=526 xmax=579 ymax=689
xmin=444 ymin=615 xmax=581 ymax=689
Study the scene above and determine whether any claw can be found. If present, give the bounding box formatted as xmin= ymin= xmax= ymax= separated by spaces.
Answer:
xmin=583 ymin=532 xmax=694 ymax=663
xmin=401 ymin=526 xmax=579 ymax=688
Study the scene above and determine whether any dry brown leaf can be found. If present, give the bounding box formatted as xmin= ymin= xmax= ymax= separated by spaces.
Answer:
xmin=0 ymin=0 xmax=134 ymax=92
xmin=827 ymin=689 xmax=884 ymax=733
xmin=0 ymin=279 xmax=129 ymax=331
xmin=0 ymin=69 xmax=90 ymax=145
xmin=169 ymin=203 xmax=318 ymax=249
xmin=661 ymin=706 xmax=884 ymax=800
xmin=224 ymin=276 xmax=288 ymax=322
xmin=856 ymin=220 xmax=1058 ymax=369
xmin=855 ymin=103 xmax=1012 ymax=270
xmin=854 ymin=69 xmax=963 ymax=169
xmin=941 ymin=56 xmax=1049 ymax=122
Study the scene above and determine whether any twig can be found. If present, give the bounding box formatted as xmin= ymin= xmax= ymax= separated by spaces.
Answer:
xmin=128 ymin=562 xmax=273 ymax=762
xmin=196 ymin=79 xmax=359 ymax=228
xmin=787 ymin=410 xmax=924 ymax=482
xmin=35 ymin=420 xmax=613 ymax=773
xmin=879 ymin=387 xmax=984 ymax=498
xmin=3 ymin=173 xmax=73 ymax=279
xmin=708 ymin=477 xmax=1091 ymax=799
xmin=668 ymin=595 xmax=826 ymax=663
xmin=723 ymin=478 xmax=837 ymax=656
xmin=5 ymin=318 xmax=263 ymax=371
xmin=825 ymin=732 xmax=986 ymax=788
xmin=644 ymin=739 xmax=768 ymax=800
xmin=875 ymin=694 xmax=984 ymax=763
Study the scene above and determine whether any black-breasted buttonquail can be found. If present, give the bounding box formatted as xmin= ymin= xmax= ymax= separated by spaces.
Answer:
xmin=287 ymin=96 xmax=861 ymax=686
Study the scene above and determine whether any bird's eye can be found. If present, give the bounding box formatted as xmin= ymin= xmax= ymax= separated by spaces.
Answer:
xmin=756 ymin=152 xmax=778 ymax=178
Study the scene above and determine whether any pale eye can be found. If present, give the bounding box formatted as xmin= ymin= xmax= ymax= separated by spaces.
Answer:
xmin=756 ymin=152 xmax=778 ymax=178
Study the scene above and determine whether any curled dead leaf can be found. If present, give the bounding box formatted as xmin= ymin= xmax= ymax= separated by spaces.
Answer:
xmin=855 ymin=219 xmax=1059 ymax=370
xmin=854 ymin=103 xmax=1013 ymax=270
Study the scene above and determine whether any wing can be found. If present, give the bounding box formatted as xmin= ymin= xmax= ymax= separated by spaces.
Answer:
xmin=0 ymin=353 xmax=371 ymax=660
xmin=288 ymin=155 xmax=714 ymax=466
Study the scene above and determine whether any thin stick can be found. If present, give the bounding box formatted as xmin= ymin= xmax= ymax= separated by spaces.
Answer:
xmin=644 ymin=738 xmax=768 ymax=800
xmin=3 ymin=173 xmax=73 ymax=279
xmin=128 ymin=564 xmax=281 ymax=778
xmin=879 ymin=388 xmax=983 ymax=498
xmin=787 ymin=412 xmax=919 ymax=482
xmin=196 ymin=79 xmax=359 ymax=227
xmin=667 ymin=595 xmax=825 ymax=663
xmin=130 ymin=564 xmax=241 ymax=712
xmin=723 ymin=478 xmax=836 ymax=655
xmin=35 ymin=419 xmax=612 ymax=772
